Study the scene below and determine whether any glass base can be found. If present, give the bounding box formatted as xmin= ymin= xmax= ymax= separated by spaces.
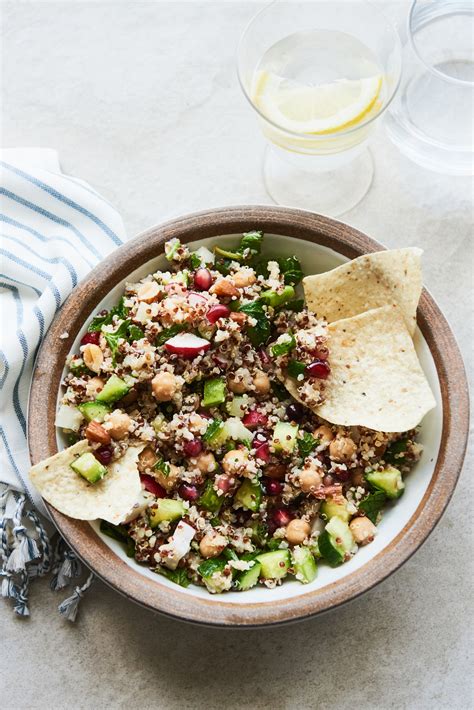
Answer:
xmin=262 ymin=145 xmax=374 ymax=216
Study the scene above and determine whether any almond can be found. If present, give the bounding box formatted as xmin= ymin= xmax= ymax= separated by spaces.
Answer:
xmin=85 ymin=421 xmax=111 ymax=445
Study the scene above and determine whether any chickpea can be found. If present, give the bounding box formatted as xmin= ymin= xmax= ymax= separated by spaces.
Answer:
xmin=106 ymin=410 xmax=131 ymax=440
xmin=329 ymin=436 xmax=357 ymax=463
xmin=137 ymin=280 xmax=160 ymax=303
xmin=233 ymin=268 xmax=256 ymax=289
xmin=299 ymin=463 xmax=323 ymax=493
xmin=82 ymin=343 xmax=103 ymax=373
xmin=86 ymin=376 xmax=104 ymax=398
xmin=151 ymin=371 xmax=177 ymax=401
xmin=199 ymin=531 xmax=227 ymax=559
xmin=313 ymin=425 xmax=334 ymax=446
xmin=156 ymin=463 xmax=180 ymax=492
xmin=194 ymin=451 xmax=217 ymax=475
xmin=138 ymin=446 xmax=158 ymax=472
xmin=253 ymin=371 xmax=271 ymax=395
xmin=285 ymin=519 xmax=311 ymax=545
xmin=222 ymin=448 xmax=249 ymax=475
xmin=265 ymin=462 xmax=287 ymax=480
xmin=227 ymin=375 xmax=247 ymax=394
xmin=349 ymin=516 xmax=377 ymax=545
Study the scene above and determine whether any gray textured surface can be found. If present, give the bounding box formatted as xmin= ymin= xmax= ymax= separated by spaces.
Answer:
xmin=1 ymin=2 xmax=473 ymax=709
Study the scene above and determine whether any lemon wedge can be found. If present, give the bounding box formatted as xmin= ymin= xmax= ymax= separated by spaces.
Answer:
xmin=252 ymin=71 xmax=383 ymax=135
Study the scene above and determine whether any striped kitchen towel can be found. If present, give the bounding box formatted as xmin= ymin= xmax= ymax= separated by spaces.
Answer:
xmin=0 ymin=149 xmax=126 ymax=618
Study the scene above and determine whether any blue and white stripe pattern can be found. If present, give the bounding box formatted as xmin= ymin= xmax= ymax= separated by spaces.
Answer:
xmin=0 ymin=149 xmax=126 ymax=616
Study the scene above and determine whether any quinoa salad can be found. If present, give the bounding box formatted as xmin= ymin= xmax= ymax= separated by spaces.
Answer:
xmin=46 ymin=231 xmax=424 ymax=593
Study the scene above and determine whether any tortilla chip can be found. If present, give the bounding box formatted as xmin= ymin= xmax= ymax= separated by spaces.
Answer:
xmin=30 ymin=440 xmax=143 ymax=524
xmin=284 ymin=306 xmax=436 ymax=432
xmin=303 ymin=248 xmax=422 ymax=336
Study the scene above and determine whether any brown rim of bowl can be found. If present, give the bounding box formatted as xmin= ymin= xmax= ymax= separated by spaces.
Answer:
xmin=28 ymin=205 xmax=469 ymax=627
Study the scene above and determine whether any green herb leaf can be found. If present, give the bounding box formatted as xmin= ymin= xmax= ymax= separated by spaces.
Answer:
xmin=384 ymin=439 xmax=408 ymax=465
xmin=276 ymin=298 xmax=304 ymax=313
xmin=157 ymin=566 xmax=191 ymax=588
xmin=240 ymin=230 xmax=263 ymax=256
xmin=198 ymin=479 xmax=222 ymax=513
xmin=297 ymin=431 xmax=318 ymax=459
xmin=358 ymin=491 xmax=386 ymax=524
xmin=287 ymin=360 xmax=306 ymax=378
xmin=189 ymin=253 xmax=201 ymax=270
xmin=278 ymin=256 xmax=303 ymax=286
xmin=103 ymin=319 xmax=131 ymax=363
xmin=88 ymin=297 xmax=129 ymax=332
xmin=214 ymin=258 xmax=233 ymax=275
xmin=100 ymin=520 xmax=132 ymax=550
xmin=198 ymin=557 xmax=227 ymax=578
xmin=271 ymin=381 xmax=289 ymax=402
xmin=128 ymin=324 xmax=144 ymax=341
xmin=156 ymin=323 xmax=188 ymax=346
xmin=238 ymin=300 xmax=271 ymax=347
xmin=271 ymin=334 xmax=296 ymax=357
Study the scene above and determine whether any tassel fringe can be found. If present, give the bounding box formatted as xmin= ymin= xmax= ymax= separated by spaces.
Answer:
xmin=0 ymin=485 xmax=94 ymax=620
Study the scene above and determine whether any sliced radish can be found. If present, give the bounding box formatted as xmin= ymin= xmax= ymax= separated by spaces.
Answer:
xmin=164 ymin=333 xmax=211 ymax=358
xmin=140 ymin=474 xmax=166 ymax=498
xmin=187 ymin=291 xmax=210 ymax=308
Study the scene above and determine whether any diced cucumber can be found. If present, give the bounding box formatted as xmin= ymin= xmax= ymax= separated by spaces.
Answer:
xmin=226 ymin=395 xmax=249 ymax=418
xmin=70 ymin=452 xmax=107 ymax=484
xmin=320 ymin=496 xmax=350 ymax=523
xmin=272 ymin=421 xmax=299 ymax=454
xmin=319 ymin=517 xmax=355 ymax=567
xmin=260 ymin=285 xmax=295 ymax=308
xmin=78 ymin=401 xmax=111 ymax=423
xmin=256 ymin=550 xmax=290 ymax=580
xmin=152 ymin=413 xmax=166 ymax=433
xmin=203 ymin=419 xmax=228 ymax=449
xmin=234 ymin=479 xmax=262 ymax=512
xmin=198 ymin=557 xmax=230 ymax=593
xmin=291 ymin=546 xmax=317 ymax=584
xmin=249 ymin=520 xmax=268 ymax=547
xmin=224 ymin=417 xmax=253 ymax=443
xmin=271 ymin=333 xmax=296 ymax=357
xmin=198 ymin=479 xmax=222 ymax=513
xmin=202 ymin=377 xmax=226 ymax=408
xmin=96 ymin=374 xmax=130 ymax=404
xmin=235 ymin=561 xmax=262 ymax=591
xmin=366 ymin=466 xmax=405 ymax=499
xmin=149 ymin=499 xmax=185 ymax=527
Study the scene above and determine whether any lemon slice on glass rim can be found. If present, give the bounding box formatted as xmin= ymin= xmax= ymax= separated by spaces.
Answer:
xmin=252 ymin=71 xmax=383 ymax=135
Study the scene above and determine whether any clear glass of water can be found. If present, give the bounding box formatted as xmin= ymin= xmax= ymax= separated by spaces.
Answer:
xmin=386 ymin=0 xmax=474 ymax=175
xmin=237 ymin=0 xmax=402 ymax=216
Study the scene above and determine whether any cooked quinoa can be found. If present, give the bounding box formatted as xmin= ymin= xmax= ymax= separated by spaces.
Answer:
xmin=58 ymin=231 xmax=422 ymax=592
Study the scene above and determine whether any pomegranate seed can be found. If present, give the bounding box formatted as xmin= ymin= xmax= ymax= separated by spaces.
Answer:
xmin=254 ymin=442 xmax=270 ymax=462
xmin=286 ymin=403 xmax=305 ymax=422
xmin=323 ymin=474 xmax=334 ymax=486
xmin=193 ymin=268 xmax=212 ymax=291
xmin=183 ymin=438 xmax=203 ymax=457
xmin=207 ymin=304 xmax=230 ymax=324
xmin=263 ymin=478 xmax=283 ymax=496
xmin=306 ymin=360 xmax=331 ymax=379
xmin=94 ymin=445 xmax=113 ymax=465
xmin=81 ymin=331 xmax=100 ymax=346
xmin=178 ymin=484 xmax=200 ymax=501
xmin=140 ymin=474 xmax=166 ymax=498
xmin=197 ymin=409 xmax=212 ymax=420
xmin=216 ymin=474 xmax=233 ymax=493
xmin=272 ymin=507 xmax=294 ymax=528
xmin=242 ymin=410 xmax=268 ymax=429
xmin=333 ymin=467 xmax=350 ymax=482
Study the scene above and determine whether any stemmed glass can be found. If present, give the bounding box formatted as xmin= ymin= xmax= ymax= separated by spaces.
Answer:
xmin=237 ymin=0 xmax=402 ymax=216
